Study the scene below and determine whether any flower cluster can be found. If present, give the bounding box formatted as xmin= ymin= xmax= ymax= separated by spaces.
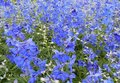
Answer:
xmin=0 ymin=0 xmax=120 ymax=83
xmin=6 ymin=38 xmax=46 ymax=83
xmin=51 ymin=50 xmax=76 ymax=83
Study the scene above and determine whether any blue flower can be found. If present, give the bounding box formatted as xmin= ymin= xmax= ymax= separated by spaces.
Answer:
xmin=33 ymin=58 xmax=46 ymax=72
xmin=52 ymin=50 xmax=70 ymax=63
xmin=82 ymin=34 xmax=97 ymax=46
xmin=78 ymin=60 xmax=86 ymax=67
xmin=83 ymin=47 xmax=97 ymax=60
xmin=4 ymin=11 xmax=11 ymax=18
xmin=111 ymin=63 xmax=120 ymax=70
xmin=114 ymin=33 xmax=120 ymax=43
xmin=87 ymin=61 xmax=99 ymax=73
xmin=71 ymin=8 xmax=77 ymax=16
xmin=28 ymin=77 xmax=36 ymax=83
xmin=82 ymin=67 xmax=102 ymax=83
xmin=103 ymin=64 xmax=111 ymax=72
xmin=51 ymin=70 xmax=69 ymax=81
xmin=103 ymin=78 xmax=114 ymax=83
xmin=2 ymin=0 xmax=120 ymax=82
xmin=65 ymin=42 xmax=75 ymax=53
xmin=69 ymin=55 xmax=76 ymax=66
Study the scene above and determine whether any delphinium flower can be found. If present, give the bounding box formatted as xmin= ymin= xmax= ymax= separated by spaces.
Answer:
xmin=6 ymin=38 xmax=46 ymax=83
xmin=82 ymin=61 xmax=103 ymax=83
xmin=1 ymin=0 xmax=120 ymax=83
xmin=37 ymin=0 xmax=85 ymax=47
xmin=103 ymin=31 xmax=120 ymax=81
xmin=3 ymin=0 xmax=40 ymax=36
xmin=82 ymin=1 xmax=120 ymax=82
xmin=82 ymin=33 xmax=98 ymax=46
xmin=83 ymin=46 xmax=97 ymax=60
xmin=103 ymin=64 xmax=111 ymax=73
xmin=36 ymin=1 xmax=80 ymax=82
xmin=114 ymin=33 xmax=120 ymax=44
xmin=78 ymin=60 xmax=86 ymax=67
xmin=4 ymin=23 xmax=25 ymax=40
xmin=51 ymin=50 xmax=76 ymax=83
xmin=1 ymin=0 xmax=47 ymax=82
